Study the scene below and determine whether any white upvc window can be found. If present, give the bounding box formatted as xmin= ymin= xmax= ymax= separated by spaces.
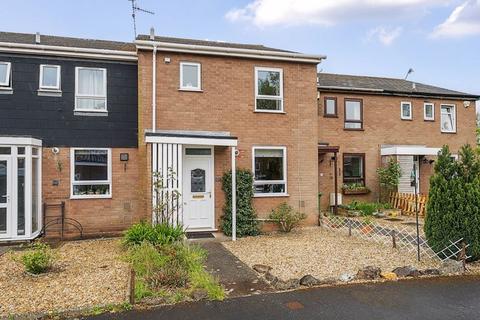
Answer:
xmin=0 ymin=62 xmax=12 ymax=87
xmin=75 ymin=67 xmax=107 ymax=112
xmin=401 ymin=101 xmax=412 ymax=120
xmin=424 ymin=102 xmax=435 ymax=121
xmin=39 ymin=64 xmax=61 ymax=90
xmin=440 ymin=104 xmax=456 ymax=133
xmin=255 ymin=67 xmax=284 ymax=112
xmin=252 ymin=146 xmax=287 ymax=196
xmin=70 ymin=148 xmax=112 ymax=199
xmin=179 ymin=62 xmax=201 ymax=91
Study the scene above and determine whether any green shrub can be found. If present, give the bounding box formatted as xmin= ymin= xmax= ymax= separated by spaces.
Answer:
xmin=269 ymin=202 xmax=306 ymax=232
xmin=123 ymin=221 xmax=184 ymax=247
xmin=21 ymin=242 xmax=54 ymax=274
xmin=377 ymin=158 xmax=402 ymax=202
xmin=221 ymin=169 xmax=259 ymax=237
xmin=345 ymin=200 xmax=389 ymax=216
xmin=425 ymin=145 xmax=480 ymax=260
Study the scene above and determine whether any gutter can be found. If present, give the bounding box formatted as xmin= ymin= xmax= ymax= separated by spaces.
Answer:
xmin=0 ymin=41 xmax=138 ymax=62
xmin=317 ymin=86 xmax=480 ymax=101
xmin=135 ymin=40 xmax=326 ymax=64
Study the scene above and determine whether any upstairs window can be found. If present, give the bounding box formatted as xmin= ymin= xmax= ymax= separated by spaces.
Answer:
xmin=0 ymin=62 xmax=12 ymax=87
xmin=401 ymin=102 xmax=412 ymax=120
xmin=424 ymin=102 xmax=434 ymax=121
xmin=39 ymin=65 xmax=61 ymax=90
xmin=441 ymin=104 xmax=456 ymax=133
xmin=324 ymin=97 xmax=337 ymax=117
xmin=75 ymin=67 xmax=107 ymax=112
xmin=344 ymin=99 xmax=363 ymax=129
xmin=253 ymin=147 xmax=287 ymax=195
xmin=71 ymin=148 xmax=111 ymax=198
xmin=343 ymin=154 xmax=365 ymax=186
xmin=255 ymin=67 xmax=283 ymax=112
xmin=180 ymin=62 xmax=201 ymax=91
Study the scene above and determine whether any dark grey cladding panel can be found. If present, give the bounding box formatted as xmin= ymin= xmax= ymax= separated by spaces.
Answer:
xmin=0 ymin=53 xmax=138 ymax=147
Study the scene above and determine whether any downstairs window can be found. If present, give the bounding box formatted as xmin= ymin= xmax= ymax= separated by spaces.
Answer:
xmin=253 ymin=147 xmax=287 ymax=195
xmin=71 ymin=148 xmax=111 ymax=198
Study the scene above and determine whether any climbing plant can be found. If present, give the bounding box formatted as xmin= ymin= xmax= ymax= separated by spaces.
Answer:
xmin=221 ymin=169 xmax=259 ymax=237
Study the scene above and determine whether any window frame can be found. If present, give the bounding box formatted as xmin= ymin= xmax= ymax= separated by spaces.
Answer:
xmin=179 ymin=61 xmax=202 ymax=91
xmin=423 ymin=102 xmax=435 ymax=121
xmin=400 ymin=101 xmax=413 ymax=120
xmin=440 ymin=104 xmax=457 ymax=133
xmin=39 ymin=64 xmax=61 ymax=91
xmin=324 ymin=97 xmax=338 ymax=117
xmin=344 ymin=98 xmax=363 ymax=130
xmin=343 ymin=153 xmax=366 ymax=186
xmin=0 ymin=61 xmax=12 ymax=87
xmin=252 ymin=146 xmax=288 ymax=197
xmin=74 ymin=67 xmax=108 ymax=113
xmin=70 ymin=148 xmax=112 ymax=199
xmin=254 ymin=66 xmax=284 ymax=113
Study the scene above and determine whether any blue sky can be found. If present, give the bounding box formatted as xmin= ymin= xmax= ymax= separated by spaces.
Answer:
xmin=1 ymin=0 xmax=479 ymax=99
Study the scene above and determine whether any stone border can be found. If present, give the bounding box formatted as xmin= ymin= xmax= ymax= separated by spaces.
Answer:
xmin=252 ymin=260 xmax=465 ymax=291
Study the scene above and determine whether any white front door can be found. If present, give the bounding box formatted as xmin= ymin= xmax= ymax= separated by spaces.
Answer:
xmin=182 ymin=147 xmax=214 ymax=230
xmin=0 ymin=157 xmax=11 ymax=239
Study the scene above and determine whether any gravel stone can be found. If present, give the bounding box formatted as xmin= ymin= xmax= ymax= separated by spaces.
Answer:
xmin=393 ymin=266 xmax=420 ymax=277
xmin=252 ymin=264 xmax=272 ymax=274
xmin=440 ymin=260 xmax=464 ymax=275
xmin=299 ymin=275 xmax=321 ymax=287
xmin=356 ymin=266 xmax=381 ymax=280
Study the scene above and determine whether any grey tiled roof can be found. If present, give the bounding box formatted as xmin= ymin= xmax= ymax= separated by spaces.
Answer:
xmin=318 ymin=73 xmax=479 ymax=99
xmin=0 ymin=31 xmax=135 ymax=51
xmin=136 ymin=34 xmax=296 ymax=53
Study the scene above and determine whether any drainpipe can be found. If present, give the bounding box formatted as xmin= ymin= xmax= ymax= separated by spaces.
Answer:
xmin=152 ymin=44 xmax=157 ymax=132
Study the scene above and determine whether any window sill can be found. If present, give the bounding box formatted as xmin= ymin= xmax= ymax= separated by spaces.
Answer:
xmin=254 ymin=193 xmax=289 ymax=198
xmin=38 ymin=89 xmax=62 ymax=97
xmin=344 ymin=128 xmax=364 ymax=131
xmin=441 ymin=131 xmax=457 ymax=134
xmin=178 ymin=88 xmax=203 ymax=92
xmin=0 ymin=87 xmax=13 ymax=95
xmin=323 ymin=114 xmax=338 ymax=118
xmin=74 ymin=111 xmax=108 ymax=117
xmin=401 ymin=118 xmax=413 ymax=121
xmin=424 ymin=119 xmax=435 ymax=122
xmin=254 ymin=110 xmax=286 ymax=114
xmin=71 ymin=194 xmax=112 ymax=200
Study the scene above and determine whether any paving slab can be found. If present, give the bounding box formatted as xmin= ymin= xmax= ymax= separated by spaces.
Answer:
xmin=199 ymin=241 xmax=273 ymax=298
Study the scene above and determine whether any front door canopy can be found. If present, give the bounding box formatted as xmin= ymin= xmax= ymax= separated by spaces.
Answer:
xmin=145 ymin=130 xmax=237 ymax=147
xmin=381 ymin=145 xmax=441 ymax=156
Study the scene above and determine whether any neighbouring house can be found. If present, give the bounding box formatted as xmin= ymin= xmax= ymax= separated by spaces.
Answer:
xmin=317 ymin=73 xmax=480 ymax=211
xmin=0 ymin=32 xmax=141 ymax=241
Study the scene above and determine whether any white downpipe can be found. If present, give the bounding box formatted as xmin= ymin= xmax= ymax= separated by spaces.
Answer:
xmin=152 ymin=45 xmax=157 ymax=132
xmin=231 ymin=147 xmax=237 ymax=241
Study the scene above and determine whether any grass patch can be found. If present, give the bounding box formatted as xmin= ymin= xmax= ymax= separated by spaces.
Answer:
xmin=125 ymin=241 xmax=224 ymax=303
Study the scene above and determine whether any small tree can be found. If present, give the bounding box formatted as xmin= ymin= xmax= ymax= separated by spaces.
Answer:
xmin=376 ymin=158 xmax=402 ymax=202
xmin=425 ymin=144 xmax=480 ymax=260
xmin=221 ymin=169 xmax=259 ymax=237
xmin=269 ymin=202 xmax=306 ymax=233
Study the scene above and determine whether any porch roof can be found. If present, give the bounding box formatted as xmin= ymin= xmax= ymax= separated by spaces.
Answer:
xmin=381 ymin=145 xmax=441 ymax=156
xmin=145 ymin=130 xmax=238 ymax=147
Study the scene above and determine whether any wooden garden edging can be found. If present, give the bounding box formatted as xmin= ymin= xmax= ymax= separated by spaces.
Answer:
xmin=389 ymin=192 xmax=428 ymax=217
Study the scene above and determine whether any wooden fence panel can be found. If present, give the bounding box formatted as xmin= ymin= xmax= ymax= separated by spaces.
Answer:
xmin=389 ymin=192 xmax=428 ymax=216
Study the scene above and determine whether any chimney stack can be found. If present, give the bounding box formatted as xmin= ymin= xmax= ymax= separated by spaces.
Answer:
xmin=149 ymin=27 xmax=155 ymax=40
xmin=35 ymin=32 xmax=41 ymax=44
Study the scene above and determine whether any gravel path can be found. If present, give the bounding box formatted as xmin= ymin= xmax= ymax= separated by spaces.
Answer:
xmin=223 ymin=227 xmax=439 ymax=281
xmin=0 ymin=238 xmax=129 ymax=317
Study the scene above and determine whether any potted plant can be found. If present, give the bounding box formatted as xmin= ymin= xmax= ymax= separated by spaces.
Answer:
xmin=342 ymin=183 xmax=371 ymax=195
xmin=361 ymin=216 xmax=373 ymax=234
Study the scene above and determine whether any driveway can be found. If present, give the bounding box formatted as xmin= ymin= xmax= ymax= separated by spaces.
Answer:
xmin=89 ymin=276 xmax=480 ymax=320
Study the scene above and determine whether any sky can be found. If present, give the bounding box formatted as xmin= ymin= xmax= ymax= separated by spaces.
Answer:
xmin=1 ymin=0 xmax=479 ymax=103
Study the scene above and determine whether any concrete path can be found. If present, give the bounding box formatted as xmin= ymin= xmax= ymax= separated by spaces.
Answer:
xmin=199 ymin=241 xmax=272 ymax=297
xmin=89 ymin=276 xmax=480 ymax=320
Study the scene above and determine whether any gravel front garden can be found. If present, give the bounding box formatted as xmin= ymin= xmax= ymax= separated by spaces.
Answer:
xmin=0 ymin=239 xmax=129 ymax=317
xmin=223 ymin=227 xmax=440 ymax=283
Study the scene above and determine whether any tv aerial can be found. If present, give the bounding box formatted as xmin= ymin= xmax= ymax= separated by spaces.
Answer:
xmin=128 ymin=0 xmax=154 ymax=38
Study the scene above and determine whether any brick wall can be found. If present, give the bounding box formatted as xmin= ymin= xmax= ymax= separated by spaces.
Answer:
xmin=137 ymin=51 xmax=320 ymax=227
xmin=42 ymin=147 xmax=144 ymax=237
xmin=318 ymin=92 xmax=477 ymax=210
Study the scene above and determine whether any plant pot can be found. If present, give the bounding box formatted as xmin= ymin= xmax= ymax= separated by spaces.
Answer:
xmin=361 ymin=225 xmax=373 ymax=234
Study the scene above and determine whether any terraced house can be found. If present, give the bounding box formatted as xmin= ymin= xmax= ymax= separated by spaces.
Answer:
xmin=0 ymin=30 xmax=477 ymax=242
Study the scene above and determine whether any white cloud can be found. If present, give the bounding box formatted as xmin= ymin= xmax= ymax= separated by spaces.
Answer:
xmin=432 ymin=0 xmax=480 ymax=38
xmin=367 ymin=26 xmax=403 ymax=45
xmin=225 ymin=0 xmax=448 ymax=27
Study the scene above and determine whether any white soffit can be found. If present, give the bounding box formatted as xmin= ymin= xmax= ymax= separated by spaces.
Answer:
xmin=381 ymin=146 xmax=441 ymax=156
